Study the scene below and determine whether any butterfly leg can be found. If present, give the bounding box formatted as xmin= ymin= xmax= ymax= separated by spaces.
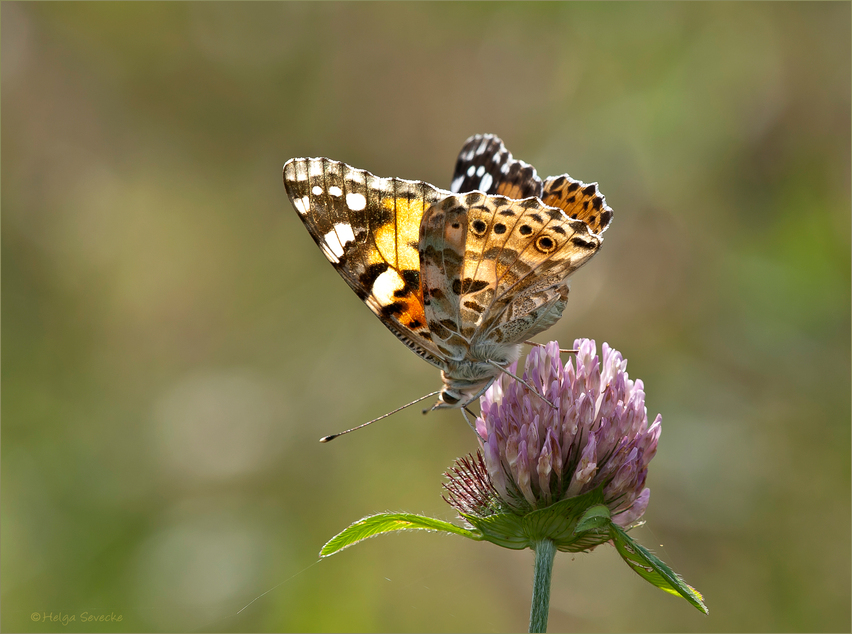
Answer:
xmin=485 ymin=360 xmax=556 ymax=409
xmin=523 ymin=340 xmax=577 ymax=354
xmin=461 ymin=406 xmax=485 ymax=442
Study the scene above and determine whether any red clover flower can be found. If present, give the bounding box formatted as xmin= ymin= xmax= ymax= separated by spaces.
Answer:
xmin=322 ymin=340 xmax=707 ymax=631
xmin=461 ymin=338 xmax=660 ymax=532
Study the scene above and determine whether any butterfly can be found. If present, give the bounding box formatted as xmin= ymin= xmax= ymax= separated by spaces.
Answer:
xmin=283 ymin=134 xmax=612 ymax=423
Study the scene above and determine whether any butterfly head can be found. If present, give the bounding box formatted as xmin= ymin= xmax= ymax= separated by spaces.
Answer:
xmin=429 ymin=343 xmax=525 ymax=410
xmin=430 ymin=379 xmax=495 ymax=411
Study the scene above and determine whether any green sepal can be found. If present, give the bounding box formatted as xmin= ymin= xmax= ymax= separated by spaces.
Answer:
xmin=462 ymin=486 xmax=612 ymax=552
xmin=320 ymin=513 xmax=480 ymax=557
xmin=609 ymin=522 xmax=709 ymax=614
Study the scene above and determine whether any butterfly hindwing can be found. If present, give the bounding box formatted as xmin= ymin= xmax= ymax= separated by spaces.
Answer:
xmin=461 ymin=195 xmax=602 ymax=342
xmin=418 ymin=191 xmax=603 ymax=349
xmin=450 ymin=134 xmax=543 ymax=200
xmin=284 ymin=157 xmax=448 ymax=367
xmin=541 ymin=174 xmax=613 ymax=235
xmin=474 ymin=197 xmax=603 ymax=344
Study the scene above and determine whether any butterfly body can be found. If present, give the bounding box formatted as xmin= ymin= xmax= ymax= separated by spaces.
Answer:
xmin=284 ymin=135 xmax=612 ymax=410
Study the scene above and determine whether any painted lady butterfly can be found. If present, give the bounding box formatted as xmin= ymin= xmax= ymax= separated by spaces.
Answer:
xmin=284 ymin=134 xmax=612 ymax=422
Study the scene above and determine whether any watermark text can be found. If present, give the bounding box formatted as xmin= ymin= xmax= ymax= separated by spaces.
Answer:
xmin=31 ymin=612 xmax=123 ymax=626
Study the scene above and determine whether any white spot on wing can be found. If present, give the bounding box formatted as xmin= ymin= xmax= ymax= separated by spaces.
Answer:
xmin=467 ymin=165 xmax=476 ymax=176
xmin=476 ymin=165 xmax=485 ymax=177
xmin=308 ymin=160 xmax=323 ymax=177
xmin=346 ymin=192 xmax=367 ymax=211
xmin=323 ymin=229 xmax=345 ymax=260
xmin=293 ymin=196 xmax=310 ymax=215
xmin=312 ymin=185 xmax=323 ymax=196
xmin=334 ymin=223 xmax=355 ymax=247
xmin=480 ymin=173 xmax=493 ymax=191
xmin=329 ymin=186 xmax=342 ymax=197
xmin=451 ymin=175 xmax=464 ymax=192
xmin=476 ymin=139 xmax=488 ymax=155
xmin=372 ymin=269 xmax=405 ymax=305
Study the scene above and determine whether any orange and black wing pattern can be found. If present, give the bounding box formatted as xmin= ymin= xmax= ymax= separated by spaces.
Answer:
xmin=284 ymin=157 xmax=450 ymax=367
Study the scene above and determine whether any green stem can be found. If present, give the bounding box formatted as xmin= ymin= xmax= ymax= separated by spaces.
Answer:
xmin=529 ymin=539 xmax=557 ymax=633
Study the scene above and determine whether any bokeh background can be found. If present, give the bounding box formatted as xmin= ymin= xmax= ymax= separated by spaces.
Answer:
xmin=2 ymin=3 xmax=849 ymax=632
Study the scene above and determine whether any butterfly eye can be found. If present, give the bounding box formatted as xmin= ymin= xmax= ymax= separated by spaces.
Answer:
xmin=535 ymin=235 xmax=557 ymax=254
xmin=471 ymin=219 xmax=488 ymax=237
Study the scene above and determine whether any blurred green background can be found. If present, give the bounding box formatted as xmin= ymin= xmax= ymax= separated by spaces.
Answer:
xmin=2 ymin=2 xmax=849 ymax=632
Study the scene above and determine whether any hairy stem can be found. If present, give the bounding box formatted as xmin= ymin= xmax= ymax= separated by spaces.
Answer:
xmin=529 ymin=539 xmax=556 ymax=633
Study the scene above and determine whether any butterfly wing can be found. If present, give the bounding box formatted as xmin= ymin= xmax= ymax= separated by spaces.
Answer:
xmin=417 ymin=194 xmax=475 ymax=359
xmin=541 ymin=175 xmax=613 ymax=235
xmin=419 ymin=191 xmax=610 ymax=352
xmin=450 ymin=134 xmax=543 ymax=199
xmin=471 ymin=186 xmax=612 ymax=344
xmin=452 ymin=134 xmax=613 ymax=234
xmin=284 ymin=157 xmax=450 ymax=367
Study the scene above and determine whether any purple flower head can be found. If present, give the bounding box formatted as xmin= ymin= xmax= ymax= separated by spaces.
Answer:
xmin=329 ymin=339 xmax=705 ymax=614
xmin=461 ymin=339 xmax=661 ymax=528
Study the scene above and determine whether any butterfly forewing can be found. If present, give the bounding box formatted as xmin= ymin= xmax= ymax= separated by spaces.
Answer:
xmin=284 ymin=157 xmax=449 ymax=367
xmin=451 ymin=134 xmax=543 ymax=200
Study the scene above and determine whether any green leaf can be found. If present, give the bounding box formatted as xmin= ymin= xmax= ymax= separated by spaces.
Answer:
xmin=320 ymin=513 xmax=480 ymax=557
xmin=609 ymin=523 xmax=709 ymax=614
xmin=461 ymin=510 xmax=528 ymax=550
xmin=574 ymin=504 xmax=612 ymax=533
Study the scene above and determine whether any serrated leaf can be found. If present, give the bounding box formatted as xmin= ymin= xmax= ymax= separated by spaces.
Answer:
xmin=320 ymin=513 xmax=480 ymax=557
xmin=609 ymin=523 xmax=709 ymax=614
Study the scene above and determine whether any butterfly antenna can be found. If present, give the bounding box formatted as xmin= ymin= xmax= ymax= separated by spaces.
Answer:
xmin=485 ymin=360 xmax=556 ymax=409
xmin=319 ymin=390 xmax=442 ymax=443
xmin=523 ymin=340 xmax=576 ymax=354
